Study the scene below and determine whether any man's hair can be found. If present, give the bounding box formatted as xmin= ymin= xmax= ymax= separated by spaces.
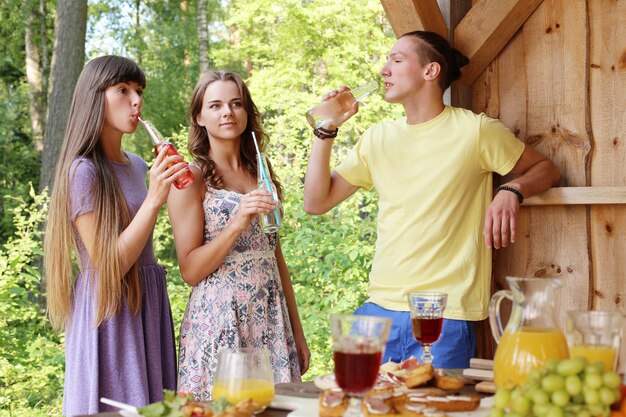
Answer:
xmin=401 ymin=31 xmax=469 ymax=90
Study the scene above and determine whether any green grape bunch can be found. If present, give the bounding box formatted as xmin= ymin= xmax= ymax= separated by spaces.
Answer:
xmin=490 ymin=357 xmax=622 ymax=417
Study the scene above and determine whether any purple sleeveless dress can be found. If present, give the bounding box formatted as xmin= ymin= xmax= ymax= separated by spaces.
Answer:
xmin=62 ymin=153 xmax=176 ymax=417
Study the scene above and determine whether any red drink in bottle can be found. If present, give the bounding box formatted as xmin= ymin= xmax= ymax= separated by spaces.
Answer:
xmin=140 ymin=118 xmax=194 ymax=190
xmin=411 ymin=317 xmax=443 ymax=345
xmin=333 ymin=350 xmax=381 ymax=395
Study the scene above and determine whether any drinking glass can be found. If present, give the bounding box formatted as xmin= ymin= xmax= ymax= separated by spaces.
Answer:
xmin=566 ymin=310 xmax=623 ymax=372
xmin=305 ymin=80 xmax=379 ymax=129
xmin=330 ymin=314 xmax=392 ymax=417
xmin=212 ymin=348 xmax=275 ymax=412
xmin=407 ymin=292 xmax=448 ymax=365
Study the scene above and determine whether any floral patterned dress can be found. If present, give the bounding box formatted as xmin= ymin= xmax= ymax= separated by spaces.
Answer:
xmin=177 ymin=186 xmax=301 ymax=400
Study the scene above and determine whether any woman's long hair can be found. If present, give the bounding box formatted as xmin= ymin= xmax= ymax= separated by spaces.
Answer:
xmin=45 ymin=55 xmax=146 ymax=331
xmin=187 ymin=70 xmax=283 ymax=200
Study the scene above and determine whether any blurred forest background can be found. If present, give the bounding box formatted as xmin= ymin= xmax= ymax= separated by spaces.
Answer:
xmin=0 ymin=0 xmax=405 ymax=415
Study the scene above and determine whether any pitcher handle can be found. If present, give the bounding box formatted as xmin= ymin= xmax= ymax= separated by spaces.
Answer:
xmin=489 ymin=289 xmax=512 ymax=344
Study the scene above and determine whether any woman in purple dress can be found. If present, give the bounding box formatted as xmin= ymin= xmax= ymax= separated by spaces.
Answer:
xmin=44 ymin=55 xmax=188 ymax=416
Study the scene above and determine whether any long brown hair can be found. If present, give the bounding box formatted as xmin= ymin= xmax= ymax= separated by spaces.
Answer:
xmin=45 ymin=55 xmax=146 ymax=331
xmin=187 ymin=70 xmax=283 ymax=200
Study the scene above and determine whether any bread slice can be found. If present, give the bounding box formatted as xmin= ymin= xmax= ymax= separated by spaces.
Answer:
xmin=433 ymin=375 xmax=465 ymax=392
xmin=319 ymin=389 xmax=349 ymax=417
xmin=400 ymin=394 xmax=481 ymax=412
xmin=402 ymin=363 xmax=435 ymax=388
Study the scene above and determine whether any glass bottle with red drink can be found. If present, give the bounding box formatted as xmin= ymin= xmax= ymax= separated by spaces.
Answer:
xmin=139 ymin=117 xmax=194 ymax=190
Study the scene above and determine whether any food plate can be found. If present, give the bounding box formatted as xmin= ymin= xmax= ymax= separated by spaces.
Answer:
xmin=313 ymin=374 xmax=337 ymax=390
xmin=285 ymin=395 xmax=494 ymax=417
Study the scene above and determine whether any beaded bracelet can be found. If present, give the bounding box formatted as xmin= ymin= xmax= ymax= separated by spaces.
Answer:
xmin=313 ymin=126 xmax=338 ymax=140
xmin=496 ymin=185 xmax=524 ymax=204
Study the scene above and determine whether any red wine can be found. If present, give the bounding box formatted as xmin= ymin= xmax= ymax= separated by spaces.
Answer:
xmin=411 ymin=317 xmax=443 ymax=345
xmin=333 ymin=350 xmax=381 ymax=395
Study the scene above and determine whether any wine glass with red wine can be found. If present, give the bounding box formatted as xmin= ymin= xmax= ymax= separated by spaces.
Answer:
xmin=407 ymin=292 xmax=448 ymax=365
xmin=330 ymin=314 xmax=392 ymax=417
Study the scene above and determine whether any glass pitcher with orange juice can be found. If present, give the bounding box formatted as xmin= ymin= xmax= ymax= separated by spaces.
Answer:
xmin=490 ymin=276 xmax=570 ymax=389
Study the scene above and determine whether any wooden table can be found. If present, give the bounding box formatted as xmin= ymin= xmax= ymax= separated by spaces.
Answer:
xmin=78 ymin=382 xmax=321 ymax=417
xmin=79 ymin=378 xmax=490 ymax=417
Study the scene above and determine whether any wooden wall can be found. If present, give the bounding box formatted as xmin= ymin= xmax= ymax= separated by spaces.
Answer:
xmin=381 ymin=0 xmax=626 ymax=369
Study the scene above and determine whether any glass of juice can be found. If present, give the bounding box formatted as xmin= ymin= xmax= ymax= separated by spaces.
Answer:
xmin=407 ymin=292 xmax=448 ymax=365
xmin=212 ymin=348 xmax=275 ymax=412
xmin=330 ymin=314 xmax=391 ymax=417
xmin=566 ymin=310 xmax=623 ymax=372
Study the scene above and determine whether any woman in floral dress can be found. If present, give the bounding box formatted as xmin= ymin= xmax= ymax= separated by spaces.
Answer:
xmin=168 ymin=70 xmax=310 ymax=400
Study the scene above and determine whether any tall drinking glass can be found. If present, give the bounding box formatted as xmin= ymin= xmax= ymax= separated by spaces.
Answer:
xmin=330 ymin=314 xmax=391 ymax=417
xmin=212 ymin=348 xmax=275 ymax=412
xmin=407 ymin=292 xmax=447 ymax=365
xmin=566 ymin=310 xmax=623 ymax=372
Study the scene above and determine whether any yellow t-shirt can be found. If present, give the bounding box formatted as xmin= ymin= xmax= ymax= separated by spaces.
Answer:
xmin=335 ymin=106 xmax=525 ymax=320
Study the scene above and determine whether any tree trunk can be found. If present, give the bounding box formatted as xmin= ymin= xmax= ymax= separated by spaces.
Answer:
xmin=39 ymin=0 xmax=87 ymax=193
xmin=197 ymin=0 xmax=209 ymax=73
xmin=25 ymin=0 xmax=45 ymax=152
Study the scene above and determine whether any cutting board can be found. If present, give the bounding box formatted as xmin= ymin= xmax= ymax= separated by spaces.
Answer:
xmin=462 ymin=358 xmax=495 ymax=394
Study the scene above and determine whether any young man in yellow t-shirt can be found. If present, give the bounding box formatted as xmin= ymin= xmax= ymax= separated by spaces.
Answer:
xmin=303 ymin=31 xmax=560 ymax=368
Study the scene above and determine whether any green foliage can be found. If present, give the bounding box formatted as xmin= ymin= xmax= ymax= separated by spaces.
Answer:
xmin=0 ymin=81 xmax=41 ymax=240
xmin=0 ymin=0 xmax=54 ymax=241
xmin=87 ymin=0 xmax=224 ymax=136
xmin=214 ymin=0 xmax=400 ymax=379
xmin=1 ymin=0 xmax=408 ymax=413
xmin=0 ymin=185 xmax=64 ymax=416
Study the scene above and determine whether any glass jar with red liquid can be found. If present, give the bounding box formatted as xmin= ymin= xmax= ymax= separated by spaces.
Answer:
xmin=330 ymin=314 xmax=391 ymax=417
xmin=407 ymin=292 xmax=447 ymax=365
xmin=139 ymin=117 xmax=194 ymax=190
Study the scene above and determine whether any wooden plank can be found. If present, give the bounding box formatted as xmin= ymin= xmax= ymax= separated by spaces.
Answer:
xmin=454 ymin=0 xmax=544 ymax=86
xmin=380 ymin=0 xmax=447 ymax=39
xmin=469 ymin=358 xmax=494 ymax=370
xmin=587 ymin=0 xmax=626 ymax=373
xmin=524 ymin=187 xmax=626 ymax=206
xmin=522 ymin=0 xmax=590 ymax=186
xmin=522 ymin=0 xmax=590 ymax=328
xmin=471 ymin=60 xmax=499 ymax=117
xmin=438 ymin=0 xmax=473 ymax=109
xmin=489 ymin=0 xmax=590 ymax=336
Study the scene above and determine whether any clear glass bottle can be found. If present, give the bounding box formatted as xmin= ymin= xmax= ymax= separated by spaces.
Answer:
xmin=305 ymin=80 xmax=379 ymax=129
xmin=256 ymin=154 xmax=281 ymax=233
xmin=140 ymin=118 xmax=194 ymax=190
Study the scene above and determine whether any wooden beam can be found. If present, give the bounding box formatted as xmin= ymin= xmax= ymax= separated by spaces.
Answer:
xmin=454 ymin=0 xmax=544 ymax=85
xmin=523 ymin=187 xmax=626 ymax=206
xmin=380 ymin=0 xmax=448 ymax=39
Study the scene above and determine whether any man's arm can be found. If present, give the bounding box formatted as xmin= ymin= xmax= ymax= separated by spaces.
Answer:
xmin=484 ymin=144 xmax=561 ymax=249
xmin=303 ymin=88 xmax=360 ymax=214
xmin=303 ymin=137 xmax=359 ymax=214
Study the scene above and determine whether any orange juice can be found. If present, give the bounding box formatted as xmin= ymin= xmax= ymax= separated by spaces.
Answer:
xmin=569 ymin=344 xmax=616 ymax=371
xmin=494 ymin=327 xmax=569 ymax=388
xmin=212 ymin=378 xmax=275 ymax=407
